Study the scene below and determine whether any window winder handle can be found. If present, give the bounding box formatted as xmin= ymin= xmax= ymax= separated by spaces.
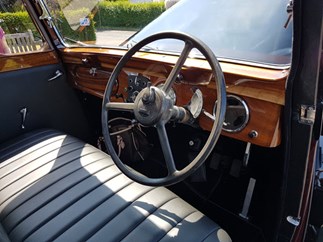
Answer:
xmin=20 ymin=107 xmax=27 ymax=129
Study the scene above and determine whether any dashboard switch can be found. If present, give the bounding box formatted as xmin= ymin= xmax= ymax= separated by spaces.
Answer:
xmin=248 ymin=130 xmax=258 ymax=139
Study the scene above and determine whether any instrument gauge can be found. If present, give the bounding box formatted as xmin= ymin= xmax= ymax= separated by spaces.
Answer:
xmin=213 ymin=95 xmax=249 ymax=133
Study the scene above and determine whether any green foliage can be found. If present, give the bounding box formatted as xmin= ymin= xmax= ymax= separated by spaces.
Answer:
xmin=0 ymin=9 xmax=96 ymax=42
xmin=0 ymin=11 xmax=35 ymax=34
xmin=54 ymin=9 xmax=96 ymax=42
xmin=94 ymin=1 xmax=165 ymax=29
xmin=0 ymin=1 xmax=161 ymax=43
xmin=0 ymin=0 xmax=23 ymax=13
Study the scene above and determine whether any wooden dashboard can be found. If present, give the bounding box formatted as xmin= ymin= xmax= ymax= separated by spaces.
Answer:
xmin=60 ymin=48 xmax=289 ymax=148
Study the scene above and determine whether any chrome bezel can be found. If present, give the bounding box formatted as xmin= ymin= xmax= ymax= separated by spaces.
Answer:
xmin=213 ymin=94 xmax=250 ymax=133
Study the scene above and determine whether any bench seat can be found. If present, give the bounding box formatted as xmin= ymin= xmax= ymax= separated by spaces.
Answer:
xmin=0 ymin=129 xmax=231 ymax=242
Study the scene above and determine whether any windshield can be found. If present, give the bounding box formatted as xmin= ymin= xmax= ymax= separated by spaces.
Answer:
xmin=44 ymin=0 xmax=292 ymax=66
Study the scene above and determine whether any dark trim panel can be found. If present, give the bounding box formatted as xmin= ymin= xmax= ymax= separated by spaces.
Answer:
xmin=0 ymin=64 xmax=90 ymax=143
xmin=278 ymin=0 xmax=323 ymax=240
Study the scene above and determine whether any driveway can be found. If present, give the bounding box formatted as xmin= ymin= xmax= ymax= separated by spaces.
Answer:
xmin=95 ymin=30 xmax=137 ymax=46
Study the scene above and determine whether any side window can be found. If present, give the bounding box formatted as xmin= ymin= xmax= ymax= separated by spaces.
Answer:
xmin=0 ymin=0 xmax=48 ymax=55
xmin=44 ymin=0 xmax=166 ymax=48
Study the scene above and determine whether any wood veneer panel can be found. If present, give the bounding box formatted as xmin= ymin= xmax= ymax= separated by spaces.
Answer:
xmin=61 ymin=49 xmax=287 ymax=104
xmin=199 ymin=96 xmax=282 ymax=147
xmin=61 ymin=48 xmax=289 ymax=80
xmin=61 ymin=48 xmax=288 ymax=147
xmin=0 ymin=51 xmax=59 ymax=73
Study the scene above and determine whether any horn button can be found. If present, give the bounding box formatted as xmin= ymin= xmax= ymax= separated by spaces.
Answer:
xmin=134 ymin=86 xmax=173 ymax=126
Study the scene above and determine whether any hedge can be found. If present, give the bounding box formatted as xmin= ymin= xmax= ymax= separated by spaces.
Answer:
xmin=0 ymin=12 xmax=35 ymax=35
xmin=94 ymin=1 xmax=165 ymax=29
xmin=0 ymin=2 xmax=165 ymax=43
xmin=55 ymin=10 xmax=96 ymax=42
xmin=0 ymin=10 xmax=96 ymax=42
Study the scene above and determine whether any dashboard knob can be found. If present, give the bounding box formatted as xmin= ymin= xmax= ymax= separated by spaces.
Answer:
xmin=248 ymin=130 xmax=258 ymax=139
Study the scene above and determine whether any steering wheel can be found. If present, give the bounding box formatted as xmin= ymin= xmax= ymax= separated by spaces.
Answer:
xmin=102 ymin=32 xmax=226 ymax=186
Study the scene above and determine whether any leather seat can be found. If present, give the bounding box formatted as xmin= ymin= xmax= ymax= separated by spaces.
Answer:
xmin=0 ymin=129 xmax=231 ymax=242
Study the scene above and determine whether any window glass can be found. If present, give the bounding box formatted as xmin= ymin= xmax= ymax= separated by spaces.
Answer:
xmin=0 ymin=0 xmax=47 ymax=55
xmin=44 ymin=0 xmax=292 ymax=66
xmin=44 ymin=0 xmax=164 ymax=47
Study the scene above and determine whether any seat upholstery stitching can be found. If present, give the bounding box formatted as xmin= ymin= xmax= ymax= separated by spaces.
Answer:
xmin=157 ymin=210 xmax=200 ymax=241
xmin=0 ymin=134 xmax=66 ymax=168
xmin=42 ymin=179 xmax=136 ymax=242
xmin=20 ymin=175 xmax=133 ymax=242
xmin=0 ymin=130 xmax=62 ymax=163
xmin=119 ymin=195 xmax=178 ymax=242
xmin=7 ymin=165 xmax=123 ymax=237
xmin=0 ymin=139 xmax=80 ymax=180
xmin=0 ymin=149 xmax=104 ymax=208
xmin=84 ymin=186 xmax=156 ymax=241
xmin=1 ymin=130 xmax=226 ymax=242
xmin=0 ymin=130 xmax=57 ymax=153
xmin=1 ymin=155 xmax=112 ymax=221
xmin=201 ymin=225 xmax=221 ymax=242
xmin=0 ymin=142 xmax=89 ymax=200
xmin=0 ymin=130 xmax=62 ymax=157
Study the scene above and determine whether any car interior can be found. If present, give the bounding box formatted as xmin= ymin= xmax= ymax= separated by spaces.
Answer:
xmin=0 ymin=0 xmax=322 ymax=241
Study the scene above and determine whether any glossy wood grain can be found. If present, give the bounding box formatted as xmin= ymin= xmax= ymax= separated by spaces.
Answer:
xmin=165 ymin=82 xmax=282 ymax=147
xmin=61 ymin=49 xmax=287 ymax=104
xmin=199 ymin=96 xmax=283 ymax=147
xmin=68 ymin=66 xmax=110 ymax=95
xmin=60 ymin=48 xmax=288 ymax=147
xmin=0 ymin=51 xmax=59 ymax=73
xmin=61 ymin=48 xmax=290 ymax=80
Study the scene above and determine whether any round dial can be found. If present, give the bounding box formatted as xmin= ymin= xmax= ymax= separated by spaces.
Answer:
xmin=214 ymin=95 xmax=249 ymax=133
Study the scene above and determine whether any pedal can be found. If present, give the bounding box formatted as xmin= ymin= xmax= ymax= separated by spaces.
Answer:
xmin=188 ymin=138 xmax=207 ymax=182
xmin=239 ymin=177 xmax=256 ymax=220
xmin=190 ymin=162 xmax=207 ymax=183
xmin=209 ymin=152 xmax=221 ymax=170
xmin=230 ymin=159 xmax=242 ymax=178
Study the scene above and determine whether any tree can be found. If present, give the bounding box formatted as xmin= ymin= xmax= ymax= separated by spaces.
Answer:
xmin=0 ymin=0 xmax=25 ymax=13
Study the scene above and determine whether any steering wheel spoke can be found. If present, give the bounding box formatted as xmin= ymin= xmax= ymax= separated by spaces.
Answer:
xmin=105 ymin=102 xmax=135 ymax=112
xmin=162 ymin=41 xmax=193 ymax=94
xmin=156 ymin=124 xmax=177 ymax=175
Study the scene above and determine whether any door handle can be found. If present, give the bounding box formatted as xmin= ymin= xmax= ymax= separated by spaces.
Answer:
xmin=48 ymin=70 xmax=63 ymax=82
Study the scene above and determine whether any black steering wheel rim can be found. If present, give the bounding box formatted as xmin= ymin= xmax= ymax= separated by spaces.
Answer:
xmin=102 ymin=31 xmax=226 ymax=186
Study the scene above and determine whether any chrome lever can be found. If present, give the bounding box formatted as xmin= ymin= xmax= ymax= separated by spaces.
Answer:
xmin=243 ymin=142 xmax=251 ymax=166
xmin=20 ymin=108 xmax=27 ymax=129
xmin=48 ymin=70 xmax=63 ymax=82
xmin=203 ymin=109 xmax=228 ymax=126
xmin=203 ymin=109 xmax=215 ymax=121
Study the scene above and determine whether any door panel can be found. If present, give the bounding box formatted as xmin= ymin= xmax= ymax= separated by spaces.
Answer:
xmin=0 ymin=61 xmax=90 ymax=143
